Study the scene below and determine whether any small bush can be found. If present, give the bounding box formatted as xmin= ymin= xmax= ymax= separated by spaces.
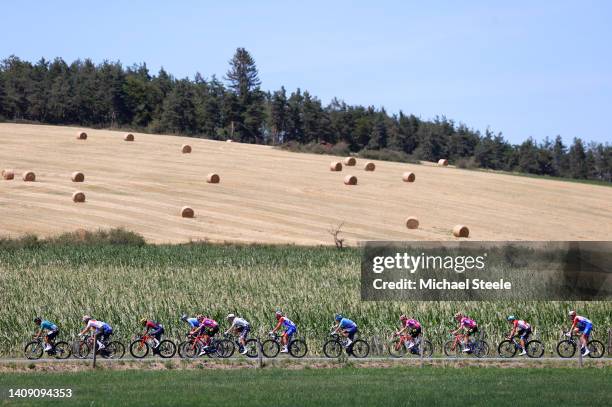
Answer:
xmin=455 ymin=157 xmax=478 ymax=169
xmin=0 ymin=228 xmax=146 ymax=250
xmin=0 ymin=234 xmax=40 ymax=250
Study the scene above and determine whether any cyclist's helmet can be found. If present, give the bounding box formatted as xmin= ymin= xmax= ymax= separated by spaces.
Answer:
xmin=82 ymin=315 xmax=92 ymax=323
xmin=140 ymin=318 xmax=147 ymax=326
xmin=34 ymin=317 xmax=42 ymax=324
xmin=196 ymin=315 xmax=204 ymax=322
xmin=275 ymin=311 xmax=283 ymax=320
xmin=400 ymin=315 xmax=408 ymax=321
xmin=507 ymin=315 xmax=516 ymax=321
xmin=226 ymin=313 xmax=235 ymax=320
xmin=568 ymin=310 xmax=576 ymax=318
xmin=454 ymin=312 xmax=463 ymax=321
xmin=334 ymin=314 xmax=343 ymax=322
xmin=180 ymin=314 xmax=188 ymax=322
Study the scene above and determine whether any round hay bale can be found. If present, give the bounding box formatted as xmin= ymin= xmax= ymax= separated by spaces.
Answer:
xmin=452 ymin=225 xmax=470 ymax=238
xmin=207 ymin=173 xmax=220 ymax=184
xmin=343 ymin=157 xmax=356 ymax=166
xmin=438 ymin=158 xmax=449 ymax=166
xmin=226 ymin=139 xmax=233 ymax=143
xmin=2 ymin=169 xmax=14 ymax=180
xmin=181 ymin=144 xmax=192 ymax=154
xmin=72 ymin=191 xmax=86 ymax=203
xmin=364 ymin=162 xmax=376 ymax=171
xmin=405 ymin=216 xmax=419 ymax=229
xmin=76 ymin=131 xmax=87 ymax=140
xmin=181 ymin=206 xmax=194 ymax=218
xmin=402 ymin=172 xmax=416 ymax=182
xmin=71 ymin=172 xmax=85 ymax=182
xmin=330 ymin=161 xmax=343 ymax=171
xmin=22 ymin=171 xmax=36 ymax=182
xmin=344 ymin=175 xmax=357 ymax=185
xmin=124 ymin=133 xmax=134 ymax=141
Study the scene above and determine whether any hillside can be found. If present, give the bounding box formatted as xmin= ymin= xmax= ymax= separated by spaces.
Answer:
xmin=1 ymin=123 xmax=610 ymax=244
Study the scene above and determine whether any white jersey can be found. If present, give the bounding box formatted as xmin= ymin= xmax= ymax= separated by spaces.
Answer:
xmin=87 ymin=320 xmax=105 ymax=329
xmin=231 ymin=317 xmax=249 ymax=329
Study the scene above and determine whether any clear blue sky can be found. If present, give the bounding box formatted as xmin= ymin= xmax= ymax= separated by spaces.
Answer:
xmin=2 ymin=1 xmax=611 ymax=144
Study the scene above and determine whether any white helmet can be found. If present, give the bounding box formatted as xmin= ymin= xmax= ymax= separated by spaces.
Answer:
xmin=226 ymin=313 xmax=235 ymax=320
xmin=568 ymin=310 xmax=576 ymax=317
xmin=82 ymin=315 xmax=92 ymax=323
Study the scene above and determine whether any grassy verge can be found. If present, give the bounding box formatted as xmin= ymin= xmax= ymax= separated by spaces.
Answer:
xmin=0 ymin=367 xmax=610 ymax=406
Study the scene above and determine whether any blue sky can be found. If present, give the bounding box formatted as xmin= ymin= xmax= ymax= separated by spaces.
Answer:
xmin=2 ymin=1 xmax=611 ymax=144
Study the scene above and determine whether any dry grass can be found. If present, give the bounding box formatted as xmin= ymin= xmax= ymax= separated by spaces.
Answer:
xmin=0 ymin=124 xmax=611 ymax=244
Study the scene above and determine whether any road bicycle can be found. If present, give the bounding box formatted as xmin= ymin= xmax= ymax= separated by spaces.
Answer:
xmin=220 ymin=333 xmax=259 ymax=358
xmin=178 ymin=333 xmax=233 ymax=359
xmin=323 ymin=332 xmax=369 ymax=358
xmin=260 ymin=332 xmax=308 ymax=358
xmin=556 ymin=330 xmax=605 ymax=358
xmin=497 ymin=332 xmax=544 ymax=358
xmin=74 ymin=333 xmax=125 ymax=359
xmin=388 ymin=333 xmax=433 ymax=358
xmin=24 ymin=336 xmax=71 ymax=360
xmin=129 ymin=333 xmax=176 ymax=358
xmin=443 ymin=332 xmax=489 ymax=358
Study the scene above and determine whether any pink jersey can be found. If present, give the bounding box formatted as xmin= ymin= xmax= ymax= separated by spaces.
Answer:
xmin=201 ymin=318 xmax=218 ymax=328
xmin=404 ymin=319 xmax=421 ymax=329
xmin=513 ymin=320 xmax=530 ymax=330
xmin=460 ymin=317 xmax=477 ymax=328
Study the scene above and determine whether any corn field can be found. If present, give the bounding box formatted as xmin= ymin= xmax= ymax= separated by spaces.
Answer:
xmin=0 ymin=233 xmax=610 ymax=357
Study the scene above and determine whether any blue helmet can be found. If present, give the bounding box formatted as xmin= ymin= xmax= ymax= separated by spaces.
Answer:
xmin=334 ymin=314 xmax=343 ymax=322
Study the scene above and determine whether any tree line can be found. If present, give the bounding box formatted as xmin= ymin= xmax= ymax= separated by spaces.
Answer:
xmin=0 ymin=49 xmax=609 ymax=182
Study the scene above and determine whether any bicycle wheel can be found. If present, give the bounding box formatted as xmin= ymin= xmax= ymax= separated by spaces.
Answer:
xmin=24 ymin=341 xmax=44 ymax=360
xmin=349 ymin=339 xmax=369 ymax=358
xmin=497 ymin=340 xmax=518 ymax=358
xmin=556 ymin=340 xmax=576 ymax=358
xmin=157 ymin=340 xmax=176 ymax=358
xmin=129 ymin=340 xmax=149 ymax=358
xmin=103 ymin=341 xmax=125 ymax=359
xmin=474 ymin=340 xmax=489 ymax=358
xmin=76 ymin=341 xmax=90 ymax=358
xmin=587 ymin=340 xmax=605 ymax=358
xmin=289 ymin=339 xmax=308 ymax=358
xmin=53 ymin=341 xmax=72 ymax=359
xmin=244 ymin=339 xmax=259 ymax=358
xmin=443 ymin=340 xmax=460 ymax=358
xmin=388 ymin=339 xmax=407 ymax=358
xmin=216 ymin=339 xmax=235 ymax=358
xmin=261 ymin=340 xmax=280 ymax=358
xmin=184 ymin=341 xmax=201 ymax=358
xmin=526 ymin=340 xmax=545 ymax=358
xmin=418 ymin=339 xmax=434 ymax=358
xmin=323 ymin=340 xmax=343 ymax=358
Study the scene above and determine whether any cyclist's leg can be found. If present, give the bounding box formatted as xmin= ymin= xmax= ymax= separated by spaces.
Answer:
xmin=45 ymin=329 xmax=58 ymax=350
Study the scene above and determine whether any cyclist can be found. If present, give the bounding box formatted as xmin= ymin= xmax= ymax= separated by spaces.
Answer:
xmin=506 ymin=315 xmax=531 ymax=356
xmin=451 ymin=313 xmax=478 ymax=352
xmin=568 ymin=310 xmax=593 ymax=356
xmin=224 ymin=314 xmax=251 ymax=355
xmin=140 ymin=318 xmax=164 ymax=354
xmin=79 ymin=315 xmax=113 ymax=350
xmin=332 ymin=314 xmax=358 ymax=347
xmin=270 ymin=311 xmax=297 ymax=353
xmin=196 ymin=315 xmax=220 ymax=356
xmin=33 ymin=317 xmax=59 ymax=352
xmin=396 ymin=315 xmax=421 ymax=350
xmin=180 ymin=314 xmax=200 ymax=336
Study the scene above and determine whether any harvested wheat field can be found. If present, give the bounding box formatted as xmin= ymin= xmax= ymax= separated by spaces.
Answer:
xmin=0 ymin=124 xmax=611 ymax=244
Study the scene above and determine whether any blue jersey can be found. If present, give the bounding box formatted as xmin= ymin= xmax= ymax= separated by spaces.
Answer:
xmin=187 ymin=317 xmax=199 ymax=328
xmin=339 ymin=318 xmax=357 ymax=330
xmin=40 ymin=320 xmax=57 ymax=331
xmin=280 ymin=317 xmax=296 ymax=330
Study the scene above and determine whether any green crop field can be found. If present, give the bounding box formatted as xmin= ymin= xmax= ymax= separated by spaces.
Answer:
xmin=0 ymin=231 xmax=610 ymax=357
xmin=1 ymin=367 xmax=611 ymax=406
